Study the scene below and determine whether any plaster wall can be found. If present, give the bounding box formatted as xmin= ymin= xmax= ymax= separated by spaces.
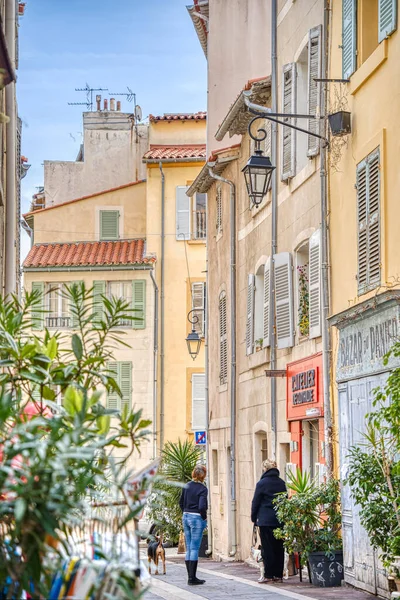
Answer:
xmin=149 ymin=120 xmax=206 ymax=146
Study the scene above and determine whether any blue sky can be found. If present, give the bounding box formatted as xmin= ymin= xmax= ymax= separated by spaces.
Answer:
xmin=19 ymin=0 xmax=206 ymax=260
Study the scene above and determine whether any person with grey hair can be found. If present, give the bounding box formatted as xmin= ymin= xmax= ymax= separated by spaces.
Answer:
xmin=251 ymin=459 xmax=287 ymax=584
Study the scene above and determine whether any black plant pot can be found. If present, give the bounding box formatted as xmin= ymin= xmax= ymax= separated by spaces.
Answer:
xmin=328 ymin=111 xmax=351 ymax=137
xmin=308 ymin=550 xmax=344 ymax=587
xmin=198 ymin=533 xmax=209 ymax=558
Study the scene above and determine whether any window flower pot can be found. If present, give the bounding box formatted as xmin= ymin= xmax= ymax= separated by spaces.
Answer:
xmin=308 ymin=551 xmax=344 ymax=587
xmin=328 ymin=111 xmax=351 ymax=137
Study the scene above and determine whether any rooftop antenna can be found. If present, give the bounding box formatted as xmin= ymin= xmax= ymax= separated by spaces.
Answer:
xmin=108 ymin=87 xmax=142 ymax=142
xmin=68 ymin=83 xmax=108 ymax=111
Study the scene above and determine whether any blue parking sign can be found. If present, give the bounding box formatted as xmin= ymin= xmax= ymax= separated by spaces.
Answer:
xmin=195 ymin=431 xmax=207 ymax=445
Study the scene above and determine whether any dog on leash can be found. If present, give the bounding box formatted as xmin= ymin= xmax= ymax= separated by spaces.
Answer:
xmin=147 ymin=534 xmax=166 ymax=576
xmin=253 ymin=547 xmax=289 ymax=581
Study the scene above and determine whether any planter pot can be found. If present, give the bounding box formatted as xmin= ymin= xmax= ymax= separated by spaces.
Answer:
xmin=308 ymin=551 xmax=344 ymax=587
xmin=198 ymin=533 xmax=209 ymax=558
xmin=328 ymin=111 xmax=351 ymax=137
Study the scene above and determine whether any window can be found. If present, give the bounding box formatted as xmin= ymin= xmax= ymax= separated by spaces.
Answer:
xmin=192 ymin=282 xmax=206 ymax=337
xmin=108 ymin=281 xmax=133 ymax=326
xmin=212 ymin=449 xmax=219 ymax=486
xmin=176 ymin=186 xmax=191 ymax=240
xmin=219 ymin=291 xmax=228 ymax=385
xmin=45 ymin=283 xmax=71 ymax=329
xmin=254 ymin=431 xmax=268 ymax=482
xmin=295 ymin=233 xmax=321 ymax=339
xmin=295 ymin=241 xmax=310 ymax=337
xmin=281 ymin=63 xmax=296 ymax=181
xmin=254 ymin=266 xmax=265 ymax=350
xmin=216 ymin=186 xmax=222 ymax=235
xmin=357 ymin=148 xmax=381 ymax=294
xmin=177 ymin=187 xmax=207 ymax=241
xmin=342 ymin=0 xmax=397 ymax=78
xmin=275 ymin=252 xmax=294 ymax=349
xmin=246 ymin=261 xmax=271 ymax=355
xmin=100 ymin=210 xmax=119 ymax=241
xmin=93 ymin=280 xmax=146 ymax=328
xmin=192 ymin=372 xmax=206 ymax=430
xmin=246 ymin=274 xmax=255 ymax=355
xmin=193 ymin=192 xmax=207 ymax=240
xmin=106 ymin=361 xmax=132 ymax=411
xmin=295 ymin=46 xmax=309 ymax=173
xmin=307 ymin=27 xmax=322 ymax=157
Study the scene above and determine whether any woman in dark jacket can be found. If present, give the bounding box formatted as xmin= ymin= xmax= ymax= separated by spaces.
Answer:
xmin=179 ymin=465 xmax=208 ymax=586
xmin=251 ymin=459 xmax=287 ymax=584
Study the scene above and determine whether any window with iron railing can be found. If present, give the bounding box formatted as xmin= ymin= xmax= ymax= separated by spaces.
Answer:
xmin=192 ymin=192 xmax=207 ymax=240
xmin=45 ymin=283 xmax=71 ymax=328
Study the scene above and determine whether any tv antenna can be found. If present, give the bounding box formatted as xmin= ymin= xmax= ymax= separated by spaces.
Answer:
xmin=68 ymin=83 xmax=108 ymax=111
xmin=109 ymin=86 xmax=143 ymax=142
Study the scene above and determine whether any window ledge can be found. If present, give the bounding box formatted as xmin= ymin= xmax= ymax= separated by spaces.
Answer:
xmin=219 ymin=383 xmax=228 ymax=393
xmin=288 ymin=158 xmax=317 ymax=194
xmin=247 ymin=347 xmax=270 ymax=370
xmin=187 ymin=239 xmax=206 ymax=245
xmin=349 ymin=40 xmax=388 ymax=96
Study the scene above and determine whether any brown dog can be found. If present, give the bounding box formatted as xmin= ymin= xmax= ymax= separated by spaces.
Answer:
xmin=147 ymin=534 xmax=166 ymax=575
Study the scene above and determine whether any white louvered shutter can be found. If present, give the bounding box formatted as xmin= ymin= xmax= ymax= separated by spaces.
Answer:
xmin=192 ymin=373 xmax=206 ymax=430
xmin=379 ymin=0 xmax=397 ymax=41
xmin=367 ymin=149 xmax=381 ymax=289
xmin=309 ymin=230 xmax=322 ymax=339
xmin=107 ymin=361 xmax=120 ymax=409
xmin=93 ymin=281 xmax=106 ymax=326
xmin=100 ymin=210 xmax=119 ymax=240
xmin=31 ymin=281 xmax=44 ymax=330
xmin=274 ymin=252 xmax=294 ymax=349
xmin=342 ymin=0 xmax=357 ymax=79
xmin=120 ymin=362 xmax=132 ymax=412
xmin=216 ymin=186 xmax=222 ymax=234
xmin=219 ymin=292 xmax=228 ymax=384
xmin=192 ymin=282 xmax=205 ymax=336
xmin=307 ymin=26 xmax=322 ymax=157
xmin=132 ymin=280 xmax=146 ymax=329
xmin=281 ymin=64 xmax=296 ymax=180
xmin=176 ymin=186 xmax=191 ymax=240
xmin=246 ymin=274 xmax=255 ymax=355
xmin=263 ymin=259 xmax=271 ymax=348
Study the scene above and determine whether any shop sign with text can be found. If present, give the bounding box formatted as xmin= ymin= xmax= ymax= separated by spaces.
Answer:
xmin=287 ymin=353 xmax=323 ymax=421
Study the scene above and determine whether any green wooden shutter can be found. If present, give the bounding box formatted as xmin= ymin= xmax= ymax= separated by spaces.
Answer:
xmin=379 ymin=0 xmax=397 ymax=41
xmin=342 ymin=0 xmax=357 ymax=79
xmin=107 ymin=361 xmax=120 ymax=409
xmin=69 ymin=281 xmax=83 ymax=329
xmin=93 ymin=281 xmax=106 ymax=326
xmin=100 ymin=210 xmax=119 ymax=240
xmin=31 ymin=282 xmax=44 ymax=330
xmin=132 ymin=280 xmax=146 ymax=329
xmin=120 ymin=362 xmax=132 ymax=411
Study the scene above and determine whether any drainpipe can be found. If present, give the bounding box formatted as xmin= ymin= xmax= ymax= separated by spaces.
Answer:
xmin=150 ymin=269 xmax=159 ymax=458
xmin=204 ymin=199 xmax=212 ymax=556
xmin=270 ymin=0 xmax=278 ymax=459
xmin=208 ymin=165 xmax=237 ymax=558
xmin=321 ymin=0 xmax=333 ymax=477
xmin=159 ymin=162 xmax=165 ymax=449
xmin=5 ymin=0 xmax=17 ymax=296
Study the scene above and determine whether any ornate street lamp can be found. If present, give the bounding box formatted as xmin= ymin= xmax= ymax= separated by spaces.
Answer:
xmin=242 ymin=117 xmax=275 ymax=207
xmin=186 ymin=310 xmax=202 ymax=360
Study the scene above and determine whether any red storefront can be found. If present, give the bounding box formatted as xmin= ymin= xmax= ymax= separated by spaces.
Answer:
xmin=286 ymin=353 xmax=325 ymax=478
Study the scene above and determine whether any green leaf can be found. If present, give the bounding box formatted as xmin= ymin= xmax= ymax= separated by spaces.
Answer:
xmin=42 ymin=386 xmax=56 ymax=401
xmin=63 ymin=385 xmax=84 ymax=415
xmin=46 ymin=337 xmax=58 ymax=360
xmin=14 ymin=497 xmax=27 ymax=522
xmin=71 ymin=334 xmax=83 ymax=360
xmin=97 ymin=415 xmax=111 ymax=435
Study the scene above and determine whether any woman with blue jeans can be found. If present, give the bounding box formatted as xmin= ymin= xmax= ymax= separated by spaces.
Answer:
xmin=179 ymin=465 xmax=208 ymax=586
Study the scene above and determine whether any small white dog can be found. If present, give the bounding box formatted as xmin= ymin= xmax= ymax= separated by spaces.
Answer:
xmin=252 ymin=547 xmax=289 ymax=582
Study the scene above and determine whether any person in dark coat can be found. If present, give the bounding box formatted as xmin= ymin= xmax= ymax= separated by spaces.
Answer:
xmin=251 ymin=458 xmax=287 ymax=583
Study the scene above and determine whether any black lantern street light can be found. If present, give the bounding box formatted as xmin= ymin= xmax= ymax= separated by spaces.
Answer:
xmin=186 ymin=310 xmax=203 ymax=360
xmin=242 ymin=116 xmax=275 ymax=207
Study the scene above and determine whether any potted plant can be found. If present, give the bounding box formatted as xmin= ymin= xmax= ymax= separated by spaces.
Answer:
xmin=274 ymin=469 xmax=343 ymax=587
xmin=255 ymin=339 xmax=264 ymax=352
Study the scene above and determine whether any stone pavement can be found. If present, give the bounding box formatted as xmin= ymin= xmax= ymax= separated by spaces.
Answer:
xmin=142 ymin=555 xmax=377 ymax=600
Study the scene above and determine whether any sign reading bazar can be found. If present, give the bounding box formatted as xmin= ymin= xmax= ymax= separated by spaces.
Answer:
xmin=287 ymin=353 xmax=323 ymax=421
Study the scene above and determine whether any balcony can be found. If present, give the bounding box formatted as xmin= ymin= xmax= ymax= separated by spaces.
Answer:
xmin=45 ymin=316 xmax=71 ymax=329
xmin=193 ymin=210 xmax=206 ymax=240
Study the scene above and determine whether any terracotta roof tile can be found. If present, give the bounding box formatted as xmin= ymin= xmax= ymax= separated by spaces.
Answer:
xmin=23 ymin=240 xmax=155 ymax=269
xmin=143 ymin=144 xmax=206 ymax=162
xmin=149 ymin=112 xmax=206 ymax=122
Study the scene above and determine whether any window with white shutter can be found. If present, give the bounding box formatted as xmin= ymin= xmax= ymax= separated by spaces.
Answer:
xmin=246 ymin=274 xmax=255 ymax=355
xmin=132 ymin=280 xmax=146 ymax=329
xmin=216 ymin=186 xmax=222 ymax=235
xmin=274 ymin=252 xmax=294 ymax=349
xmin=219 ymin=292 xmax=228 ymax=385
xmin=192 ymin=373 xmax=206 ymax=431
xmin=31 ymin=281 xmax=44 ymax=330
xmin=309 ymin=230 xmax=322 ymax=339
xmin=176 ymin=186 xmax=191 ymax=240
xmin=254 ymin=266 xmax=264 ymax=349
xmin=192 ymin=282 xmax=206 ymax=337
xmin=106 ymin=361 xmax=132 ymax=411
xmin=100 ymin=210 xmax=119 ymax=241
xmin=263 ymin=259 xmax=271 ymax=348
xmin=357 ymin=148 xmax=381 ymax=294
xmin=342 ymin=0 xmax=357 ymax=79
xmin=281 ymin=63 xmax=296 ymax=181
xmin=379 ymin=0 xmax=397 ymax=41
xmin=307 ymin=26 xmax=322 ymax=157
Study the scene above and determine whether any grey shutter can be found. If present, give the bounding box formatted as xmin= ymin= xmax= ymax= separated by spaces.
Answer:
xmin=274 ymin=252 xmax=294 ymax=349
xmin=107 ymin=361 xmax=120 ymax=409
xmin=192 ymin=373 xmax=206 ymax=430
xmin=281 ymin=63 xmax=296 ymax=181
xmin=219 ymin=292 xmax=227 ymax=384
xmin=176 ymin=186 xmax=191 ymax=240
xmin=309 ymin=230 xmax=322 ymax=339
xmin=307 ymin=26 xmax=322 ymax=157
xmin=263 ymin=259 xmax=271 ymax=348
xmin=31 ymin=282 xmax=44 ymax=330
xmin=100 ymin=210 xmax=119 ymax=240
xmin=216 ymin=186 xmax=222 ymax=234
xmin=192 ymin=282 xmax=205 ymax=336
xmin=379 ymin=0 xmax=397 ymax=41
xmin=357 ymin=159 xmax=368 ymax=293
xmin=342 ymin=0 xmax=357 ymax=79
xmin=246 ymin=274 xmax=255 ymax=355
xmin=93 ymin=281 xmax=106 ymax=325
xmin=120 ymin=361 xmax=132 ymax=411
xmin=132 ymin=280 xmax=146 ymax=329
xmin=367 ymin=149 xmax=381 ymax=288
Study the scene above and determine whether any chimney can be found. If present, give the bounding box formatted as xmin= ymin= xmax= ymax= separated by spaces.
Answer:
xmin=104 ymin=99 xmax=108 ymax=111
xmin=110 ymin=98 xmax=116 ymax=111
xmin=96 ymin=95 xmax=101 ymax=111
xmin=116 ymin=100 xmax=121 ymax=112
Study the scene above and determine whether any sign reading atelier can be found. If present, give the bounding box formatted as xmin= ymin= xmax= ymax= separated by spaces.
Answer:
xmin=292 ymin=369 xmax=316 ymax=405
xmin=286 ymin=353 xmax=323 ymax=421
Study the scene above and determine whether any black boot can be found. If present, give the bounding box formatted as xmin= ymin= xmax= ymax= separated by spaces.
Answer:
xmin=188 ymin=560 xmax=205 ymax=585
xmin=185 ymin=560 xmax=190 ymax=583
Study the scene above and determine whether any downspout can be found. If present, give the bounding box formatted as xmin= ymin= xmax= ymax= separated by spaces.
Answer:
xmin=204 ymin=197 xmax=212 ymax=556
xmin=321 ymin=0 xmax=333 ymax=476
xmin=208 ymin=166 xmax=237 ymax=558
xmin=270 ymin=0 xmax=278 ymax=459
xmin=159 ymin=162 xmax=165 ymax=449
xmin=5 ymin=0 xmax=17 ymax=296
xmin=150 ymin=269 xmax=159 ymax=458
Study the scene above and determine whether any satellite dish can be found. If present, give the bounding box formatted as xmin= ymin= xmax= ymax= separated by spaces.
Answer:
xmin=135 ymin=105 xmax=142 ymax=122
